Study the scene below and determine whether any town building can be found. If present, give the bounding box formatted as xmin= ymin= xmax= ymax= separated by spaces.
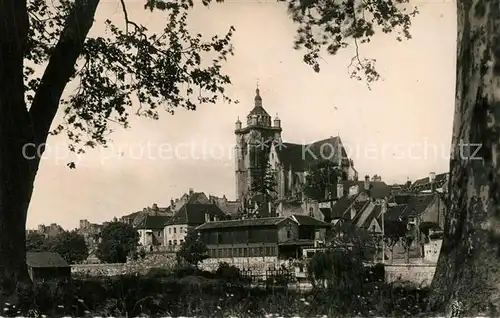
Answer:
xmin=120 ymin=203 xmax=173 ymax=227
xmin=234 ymin=87 xmax=358 ymax=214
xmin=196 ymin=215 xmax=330 ymax=261
xmin=164 ymin=192 xmax=227 ymax=250
xmin=136 ymin=215 xmax=171 ymax=248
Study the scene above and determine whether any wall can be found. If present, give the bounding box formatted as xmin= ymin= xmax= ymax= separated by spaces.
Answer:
xmin=424 ymin=239 xmax=442 ymax=263
xmin=199 ymin=256 xmax=280 ymax=277
xmin=164 ymin=224 xmax=188 ymax=247
xmin=384 ymin=263 xmax=436 ymax=287
xmin=277 ymin=219 xmax=299 ymax=242
xmin=71 ymin=252 xmax=176 ymax=277
xmin=421 ymin=194 xmax=446 ymax=229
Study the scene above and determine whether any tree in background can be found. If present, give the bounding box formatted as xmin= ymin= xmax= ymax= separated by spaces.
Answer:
xmin=284 ymin=0 xmax=500 ymax=313
xmin=303 ymin=160 xmax=344 ymax=201
xmin=26 ymin=230 xmax=88 ymax=265
xmin=0 ymin=0 xmax=234 ymax=298
xmin=176 ymin=229 xmax=208 ymax=268
xmin=97 ymin=222 xmax=138 ymax=264
xmin=383 ymin=220 xmax=407 ymax=264
xmin=25 ymin=232 xmax=51 ymax=252
xmin=247 ymin=161 xmax=278 ymax=218
xmin=50 ymin=231 xmax=89 ymax=265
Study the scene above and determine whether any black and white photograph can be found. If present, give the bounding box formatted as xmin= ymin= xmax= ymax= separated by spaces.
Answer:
xmin=0 ymin=0 xmax=492 ymax=316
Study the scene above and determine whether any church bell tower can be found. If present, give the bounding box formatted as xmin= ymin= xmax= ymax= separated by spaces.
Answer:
xmin=234 ymin=86 xmax=282 ymax=206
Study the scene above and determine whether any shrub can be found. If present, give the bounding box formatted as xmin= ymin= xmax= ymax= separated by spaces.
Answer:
xmin=215 ymin=262 xmax=242 ymax=282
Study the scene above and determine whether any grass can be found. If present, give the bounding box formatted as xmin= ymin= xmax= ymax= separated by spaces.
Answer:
xmin=2 ymin=264 xmax=434 ymax=317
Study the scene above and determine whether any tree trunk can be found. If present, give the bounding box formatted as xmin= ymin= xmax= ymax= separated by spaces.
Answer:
xmin=429 ymin=0 xmax=500 ymax=315
xmin=0 ymin=0 xmax=35 ymax=305
xmin=0 ymin=0 xmax=100 ymax=305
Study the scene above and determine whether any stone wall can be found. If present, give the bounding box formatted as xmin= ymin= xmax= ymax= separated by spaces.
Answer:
xmin=384 ymin=263 xmax=437 ymax=287
xmin=72 ymin=252 xmax=176 ymax=277
xmin=200 ymin=257 xmax=281 ymax=277
xmin=424 ymin=239 xmax=442 ymax=263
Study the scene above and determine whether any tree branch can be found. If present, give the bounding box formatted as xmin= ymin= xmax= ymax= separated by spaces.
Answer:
xmin=28 ymin=0 xmax=100 ymax=161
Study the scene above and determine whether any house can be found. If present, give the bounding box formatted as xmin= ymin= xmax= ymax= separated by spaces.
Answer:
xmin=120 ymin=203 xmax=173 ymax=227
xmin=136 ymin=215 xmax=171 ymax=247
xmin=381 ymin=192 xmax=446 ymax=258
xmin=164 ymin=202 xmax=227 ymax=250
xmin=320 ymin=175 xmax=391 ymax=223
xmin=409 ymin=172 xmax=449 ymax=194
xmin=196 ymin=215 xmax=330 ymax=261
xmin=26 ymin=252 xmax=71 ymax=282
xmin=234 ymin=87 xmax=359 ymax=213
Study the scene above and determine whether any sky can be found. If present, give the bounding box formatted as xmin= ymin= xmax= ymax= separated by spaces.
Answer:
xmin=27 ymin=0 xmax=457 ymax=230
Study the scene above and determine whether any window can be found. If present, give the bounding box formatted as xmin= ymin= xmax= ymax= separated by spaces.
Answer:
xmin=253 ymin=247 xmax=259 ymax=256
xmin=228 ymin=248 xmax=233 ymax=258
xmin=174 ymin=227 xmax=177 ymax=234
xmin=243 ymin=248 xmax=248 ymax=257
xmin=265 ymin=247 xmax=271 ymax=256
xmin=309 ymin=207 xmax=314 ymax=217
xmin=259 ymin=247 xmax=264 ymax=256
xmin=238 ymin=248 xmax=243 ymax=257
xmin=218 ymin=249 xmax=222 ymax=258
xmin=249 ymin=247 xmax=254 ymax=257
xmin=168 ymin=240 xmax=172 ymax=245
xmin=180 ymin=240 xmax=184 ymax=245
xmin=287 ymin=230 xmax=292 ymax=239
xmin=174 ymin=240 xmax=177 ymax=245
xmin=169 ymin=228 xmax=171 ymax=234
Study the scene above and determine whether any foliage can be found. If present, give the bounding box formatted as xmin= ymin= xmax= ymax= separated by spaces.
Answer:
xmin=176 ymin=230 xmax=208 ymax=267
xmin=419 ymin=221 xmax=441 ymax=237
xmin=330 ymin=221 xmax=376 ymax=261
xmin=246 ymin=162 xmax=278 ymax=218
xmin=96 ymin=222 xmax=139 ymax=264
xmin=215 ymin=262 xmax=242 ymax=282
xmin=49 ymin=230 xmax=89 ymax=265
xmin=303 ymin=160 xmax=344 ymax=201
xmin=26 ymin=230 xmax=88 ymax=264
xmin=284 ymin=0 xmax=418 ymax=87
xmin=25 ymin=0 xmax=236 ymax=164
xmin=26 ymin=231 xmax=51 ymax=252
xmin=138 ymin=248 xmax=147 ymax=259
xmin=383 ymin=220 xmax=407 ymax=260
xmin=306 ymin=248 xmax=364 ymax=298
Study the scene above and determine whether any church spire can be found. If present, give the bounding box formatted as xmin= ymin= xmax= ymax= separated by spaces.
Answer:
xmin=254 ymin=84 xmax=262 ymax=107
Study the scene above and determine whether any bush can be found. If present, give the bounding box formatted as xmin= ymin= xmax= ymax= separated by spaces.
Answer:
xmin=215 ymin=262 xmax=242 ymax=282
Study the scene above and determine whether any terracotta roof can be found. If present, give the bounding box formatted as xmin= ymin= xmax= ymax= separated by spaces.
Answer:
xmin=291 ymin=214 xmax=330 ymax=227
xmin=360 ymin=205 xmax=382 ymax=229
xmin=196 ymin=217 xmax=287 ymax=230
xmin=330 ymin=194 xmax=359 ymax=219
xmin=136 ymin=215 xmax=171 ymax=230
xmin=401 ymin=194 xmax=437 ymax=219
xmin=340 ymin=180 xmax=391 ymax=199
xmin=26 ymin=252 xmax=69 ymax=268
xmin=167 ymin=203 xmax=226 ymax=226
xmin=274 ymin=137 xmax=351 ymax=172
xmin=410 ymin=173 xmax=448 ymax=192
xmin=383 ymin=205 xmax=407 ymax=222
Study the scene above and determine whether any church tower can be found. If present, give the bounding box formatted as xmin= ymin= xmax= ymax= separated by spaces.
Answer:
xmin=235 ymin=87 xmax=282 ymax=205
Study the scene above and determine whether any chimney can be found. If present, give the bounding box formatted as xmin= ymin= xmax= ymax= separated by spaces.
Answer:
xmin=189 ymin=188 xmax=194 ymax=196
xmin=152 ymin=203 xmax=158 ymax=211
xmin=364 ymin=175 xmax=370 ymax=191
xmin=406 ymin=177 xmax=412 ymax=188
xmin=170 ymin=199 xmax=174 ymax=208
xmin=429 ymin=172 xmax=436 ymax=193
xmin=336 ymin=183 xmax=343 ymax=199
